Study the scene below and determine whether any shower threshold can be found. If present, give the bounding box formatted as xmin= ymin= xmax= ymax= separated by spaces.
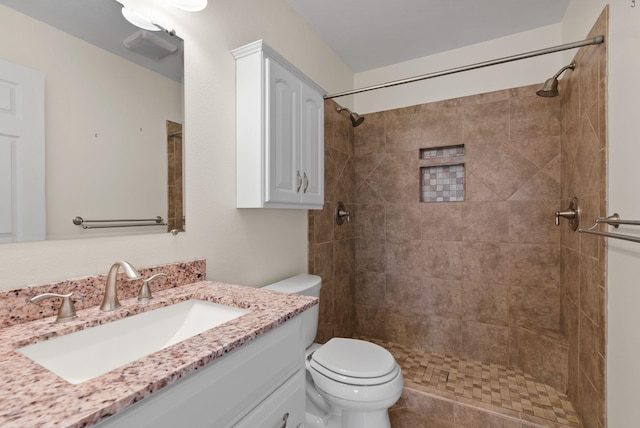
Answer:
xmin=355 ymin=336 xmax=582 ymax=428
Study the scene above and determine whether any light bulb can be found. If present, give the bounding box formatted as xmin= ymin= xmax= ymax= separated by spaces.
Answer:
xmin=171 ymin=0 xmax=208 ymax=12
xmin=121 ymin=7 xmax=161 ymax=31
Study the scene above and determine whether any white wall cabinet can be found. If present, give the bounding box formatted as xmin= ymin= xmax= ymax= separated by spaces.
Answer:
xmin=233 ymin=40 xmax=325 ymax=209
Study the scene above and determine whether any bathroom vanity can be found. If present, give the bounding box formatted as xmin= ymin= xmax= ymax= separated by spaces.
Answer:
xmin=0 ymin=281 xmax=316 ymax=427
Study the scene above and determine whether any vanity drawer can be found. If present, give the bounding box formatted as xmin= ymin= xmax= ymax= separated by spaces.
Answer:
xmin=95 ymin=316 xmax=304 ymax=428
xmin=234 ymin=369 xmax=305 ymax=428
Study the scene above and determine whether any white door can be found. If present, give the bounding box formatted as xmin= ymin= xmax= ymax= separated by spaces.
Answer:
xmin=0 ymin=58 xmax=45 ymax=243
xmin=266 ymin=58 xmax=300 ymax=204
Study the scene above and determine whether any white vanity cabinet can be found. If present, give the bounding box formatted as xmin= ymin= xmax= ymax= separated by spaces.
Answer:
xmin=233 ymin=40 xmax=325 ymax=209
xmin=95 ymin=317 xmax=305 ymax=428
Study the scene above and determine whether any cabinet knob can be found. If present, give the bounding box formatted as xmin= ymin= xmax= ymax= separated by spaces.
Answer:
xmin=296 ymin=171 xmax=302 ymax=192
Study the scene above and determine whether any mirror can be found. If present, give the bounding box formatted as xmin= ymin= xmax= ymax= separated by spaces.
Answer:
xmin=0 ymin=0 xmax=184 ymax=243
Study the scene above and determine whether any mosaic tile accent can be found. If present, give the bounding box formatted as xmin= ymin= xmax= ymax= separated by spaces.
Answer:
xmin=361 ymin=337 xmax=581 ymax=427
xmin=420 ymin=145 xmax=465 ymax=159
xmin=421 ymin=164 xmax=465 ymax=202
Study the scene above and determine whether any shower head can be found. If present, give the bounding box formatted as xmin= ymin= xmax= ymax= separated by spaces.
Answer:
xmin=536 ymin=62 xmax=576 ymax=97
xmin=337 ymin=107 xmax=365 ymax=127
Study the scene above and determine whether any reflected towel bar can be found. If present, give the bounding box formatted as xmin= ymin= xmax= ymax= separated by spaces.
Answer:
xmin=578 ymin=214 xmax=640 ymax=244
xmin=73 ymin=216 xmax=166 ymax=229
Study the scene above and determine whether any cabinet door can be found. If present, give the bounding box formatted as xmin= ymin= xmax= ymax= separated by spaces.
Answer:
xmin=300 ymin=83 xmax=324 ymax=206
xmin=266 ymin=58 xmax=300 ymax=204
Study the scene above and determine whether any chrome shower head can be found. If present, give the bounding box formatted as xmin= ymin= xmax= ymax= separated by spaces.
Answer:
xmin=337 ymin=107 xmax=365 ymax=127
xmin=536 ymin=62 xmax=576 ymax=97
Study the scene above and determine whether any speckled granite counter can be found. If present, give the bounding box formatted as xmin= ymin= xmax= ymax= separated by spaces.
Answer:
xmin=0 ymin=281 xmax=317 ymax=427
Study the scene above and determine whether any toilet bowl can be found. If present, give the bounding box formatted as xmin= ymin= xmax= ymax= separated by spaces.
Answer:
xmin=263 ymin=274 xmax=403 ymax=428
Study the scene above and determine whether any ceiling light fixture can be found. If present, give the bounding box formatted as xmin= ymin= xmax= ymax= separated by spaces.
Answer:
xmin=121 ymin=7 xmax=161 ymax=31
xmin=170 ymin=0 xmax=208 ymax=12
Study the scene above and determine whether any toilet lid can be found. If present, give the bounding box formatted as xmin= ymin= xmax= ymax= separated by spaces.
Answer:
xmin=310 ymin=338 xmax=397 ymax=381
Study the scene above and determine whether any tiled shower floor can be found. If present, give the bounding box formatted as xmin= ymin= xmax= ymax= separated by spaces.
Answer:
xmin=359 ymin=337 xmax=581 ymax=427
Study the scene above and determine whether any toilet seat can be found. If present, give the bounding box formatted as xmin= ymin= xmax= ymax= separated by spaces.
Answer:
xmin=310 ymin=338 xmax=399 ymax=386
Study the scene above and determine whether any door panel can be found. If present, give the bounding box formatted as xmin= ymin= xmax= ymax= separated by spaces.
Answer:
xmin=0 ymin=58 xmax=45 ymax=242
xmin=266 ymin=58 xmax=300 ymax=204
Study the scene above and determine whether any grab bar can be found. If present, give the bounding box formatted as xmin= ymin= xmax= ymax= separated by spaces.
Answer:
xmin=73 ymin=216 xmax=166 ymax=229
xmin=578 ymin=214 xmax=640 ymax=244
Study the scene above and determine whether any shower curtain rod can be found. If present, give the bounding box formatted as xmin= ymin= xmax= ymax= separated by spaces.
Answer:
xmin=323 ymin=35 xmax=604 ymax=100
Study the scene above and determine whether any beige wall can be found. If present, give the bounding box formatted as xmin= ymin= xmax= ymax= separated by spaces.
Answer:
xmin=352 ymin=23 xmax=564 ymax=114
xmin=0 ymin=0 xmax=353 ymax=289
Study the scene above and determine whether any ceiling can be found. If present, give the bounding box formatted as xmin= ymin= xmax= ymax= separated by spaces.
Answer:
xmin=287 ymin=0 xmax=570 ymax=72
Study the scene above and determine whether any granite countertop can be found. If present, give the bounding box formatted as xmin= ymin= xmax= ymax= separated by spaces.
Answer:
xmin=0 ymin=281 xmax=317 ymax=427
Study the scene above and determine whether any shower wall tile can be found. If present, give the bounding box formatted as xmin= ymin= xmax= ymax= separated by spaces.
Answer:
xmin=559 ymin=8 xmax=608 ymax=426
xmin=422 ymin=240 xmax=463 ymax=280
xmin=509 ymin=95 xmax=561 ymax=169
xmin=464 ymin=171 xmax=502 ymax=202
xmin=508 ymin=286 xmax=560 ymax=330
xmin=385 ymin=240 xmax=425 ymax=277
xmin=310 ymin=100 xmax=357 ymax=343
xmin=354 ymin=113 xmax=385 ymax=157
xmin=461 ymin=281 xmax=509 ymax=326
xmin=385 ymin=203 xmax=422 ymax=241
xmin=516 ymin=326 xmax=568 ymax=392
xmin=508 ymin=200 xmax=560 ymax=245
xmin=386 ymin=275 xmax=464 ymax=319
xmin=352 ymin=204 xmax=385 ymax=240
xmin=507 ymin=243 xmax=560 ymax=289
xmin=421 ymin=202 xmax=463 ymax=241
xmin=355 ymin=238 xmax=386 ymax=272
xmin=461 ymin=320 xmax=509 ymax=365
xmin=354 ymin=270 xmax=385 ymax=305
xmin=508 ymin=170 xmax=560 ymax=202
xmin=461 ymin=201 xmax=509 ymax=243
xmin=462 ymin=242 xmax=510 ymax=284
xmin=467 ymin=143 xmax=539 ymax=200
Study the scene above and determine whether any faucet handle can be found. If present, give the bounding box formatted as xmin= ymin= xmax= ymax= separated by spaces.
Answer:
xmin=31 ymin=292 xmax=78 ymax=323
xmin=138 ymin=273 xmax=168 ymax=302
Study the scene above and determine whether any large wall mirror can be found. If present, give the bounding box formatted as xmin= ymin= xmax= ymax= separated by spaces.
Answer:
xmin=0 ymin=0 xmax=184 ymax=243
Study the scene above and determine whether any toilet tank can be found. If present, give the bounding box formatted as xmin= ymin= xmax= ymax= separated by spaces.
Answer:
xmin=263 ymin=274 xmax=321 ymax=348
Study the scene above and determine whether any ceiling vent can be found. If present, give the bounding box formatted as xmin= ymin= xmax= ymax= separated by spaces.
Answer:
xmin=123 ymin=30 xmax=178 ymax=61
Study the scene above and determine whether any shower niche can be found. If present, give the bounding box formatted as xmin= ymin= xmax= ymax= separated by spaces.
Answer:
xmin=419 ymin=145 xmax=465 ymax=202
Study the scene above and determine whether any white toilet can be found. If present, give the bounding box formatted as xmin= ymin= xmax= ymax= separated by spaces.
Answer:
xmin=263 ymin=274 xmax=403 ymax=428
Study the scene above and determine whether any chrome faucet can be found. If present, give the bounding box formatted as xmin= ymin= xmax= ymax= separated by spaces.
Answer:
xmin=100 ymin=261 xmax=141 ymax=311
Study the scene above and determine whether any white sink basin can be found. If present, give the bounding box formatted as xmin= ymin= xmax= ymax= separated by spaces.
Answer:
xmin=17 ymin=299 xmax=250 ymax=384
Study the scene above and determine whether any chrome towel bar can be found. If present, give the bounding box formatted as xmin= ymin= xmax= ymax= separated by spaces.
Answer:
xmin=73 ymin=216 xmax=166 ymax=229
xmin=579 ymin=214 xmax=640 ymax=244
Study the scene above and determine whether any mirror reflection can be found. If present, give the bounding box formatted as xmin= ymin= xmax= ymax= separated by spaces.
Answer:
xmin=0 ymin=0 xmax=184 ymax=243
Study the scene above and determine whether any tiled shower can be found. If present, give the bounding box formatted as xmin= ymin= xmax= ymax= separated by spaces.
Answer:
xmin=309 ymin=8 xmax=607 ymax=427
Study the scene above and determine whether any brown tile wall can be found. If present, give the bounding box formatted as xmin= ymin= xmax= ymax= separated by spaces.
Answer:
xmin=559 ymin=8 xmax=608 ymax=428
xmin=351 ymin=87 xmax=563 ymax=377
xmin=308 ymin=100 xmax=357 ymax=342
